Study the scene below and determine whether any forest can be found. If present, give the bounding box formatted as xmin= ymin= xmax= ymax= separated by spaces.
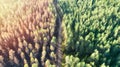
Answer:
xmin=0 ymin=0 xmax=120 ymax=67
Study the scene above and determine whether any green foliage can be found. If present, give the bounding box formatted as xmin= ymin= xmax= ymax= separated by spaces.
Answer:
xmin=0 ymin=0 xmax=120 ymax=67
xmin=64 ymin=55 xmax=92 ymax=67
xmin=58 ymin=0 xmax=120 ymax=67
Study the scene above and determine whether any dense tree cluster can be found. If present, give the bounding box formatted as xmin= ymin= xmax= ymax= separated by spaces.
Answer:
xmin=59 ymin=0 xmax=120 ymax=67
xmin=0 ymin=0 xmax=120 ymax=67
xmin=0 ymin=0 xmax=60 ymax=67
